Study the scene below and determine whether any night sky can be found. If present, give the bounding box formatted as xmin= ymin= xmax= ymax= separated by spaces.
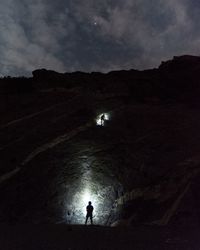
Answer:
xmin=0 ymin=0 xmax=199 ymax=76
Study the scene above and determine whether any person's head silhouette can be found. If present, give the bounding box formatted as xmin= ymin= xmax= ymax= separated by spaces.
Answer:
xmin=88 ymin=201 xmax=92 ymax=205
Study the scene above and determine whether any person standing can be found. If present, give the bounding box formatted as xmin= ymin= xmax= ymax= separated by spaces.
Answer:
xmin=85 ymin=201 xmax=94 ymax=225
xmin=100 ymin=114 xmax=105 ymax=126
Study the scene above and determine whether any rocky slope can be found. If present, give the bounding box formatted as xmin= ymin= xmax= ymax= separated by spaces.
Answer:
xmin=0 ymin=55 xmax=200 ymax=229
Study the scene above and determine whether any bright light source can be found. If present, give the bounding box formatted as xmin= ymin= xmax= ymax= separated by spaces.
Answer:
xmin=63 ymin=181 xmax=117 ymax=225
xmin=82 ymin=189 xmax=91 ymax=207
xmin=80 ymin=188 xmax=98 ymax=214
xmin=96 ymin=113 xmax=110 ymax=126
xmin=68 ymin=185 xmax=99 ymax=222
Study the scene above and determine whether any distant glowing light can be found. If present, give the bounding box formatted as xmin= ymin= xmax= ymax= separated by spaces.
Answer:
xmin=96 ymin=113 xmax=110 ymax=126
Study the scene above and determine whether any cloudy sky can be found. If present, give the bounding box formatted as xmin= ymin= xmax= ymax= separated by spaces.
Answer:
xmin=0 ymin=0 xmax=199 ymax=76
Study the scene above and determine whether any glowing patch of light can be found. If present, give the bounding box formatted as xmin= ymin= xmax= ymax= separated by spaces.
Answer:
xmin=82 ymin=190 xmax=91 ymax=207
xmin=63 ymin=180 xmax=117 ymax=225
xmin=96 ymin=113 xmax=110 ymax=126
xmin=67 ymin=184 xmax=100 ymax=224
xmin=80 ymin=188 xmax=99 ymax=215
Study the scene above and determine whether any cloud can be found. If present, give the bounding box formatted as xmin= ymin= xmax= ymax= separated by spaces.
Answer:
xmin=0 ymin=0 xmax=199 ymax=75
xmin=72 ymin=0 xmax=198 ymax=67
xmin=0 ymin=0 xmax=74 ymax=75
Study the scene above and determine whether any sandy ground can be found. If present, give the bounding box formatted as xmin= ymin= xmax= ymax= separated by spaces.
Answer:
xmin=0 ymin=224 xmax=199 ymax=250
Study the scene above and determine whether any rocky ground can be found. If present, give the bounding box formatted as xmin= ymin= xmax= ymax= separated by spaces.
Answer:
xmin=0 ymin=224 xmax=199 ymax=250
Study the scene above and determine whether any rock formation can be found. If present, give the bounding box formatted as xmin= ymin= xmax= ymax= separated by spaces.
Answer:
xmin=0 ymin=55 xmax=200 ymax=228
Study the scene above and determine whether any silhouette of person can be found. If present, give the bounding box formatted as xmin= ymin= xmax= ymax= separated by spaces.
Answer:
xmin=85 ymin=201 xmax=94 ymax=225
xmin=100 ymin=114 xmax=105 ymax=126
xmin=66 ymin=211 xmax=71 ymax=224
